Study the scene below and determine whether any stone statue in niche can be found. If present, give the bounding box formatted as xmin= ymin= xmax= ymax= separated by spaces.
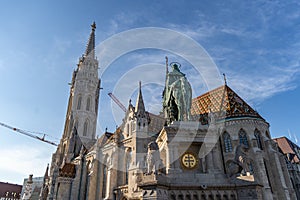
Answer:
xmin=146 ymin=141 xmax=163 ymax=175
xmin=227 ymin=144 xmax=252 ymax=177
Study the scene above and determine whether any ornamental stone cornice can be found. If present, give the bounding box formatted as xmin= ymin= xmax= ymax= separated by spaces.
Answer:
xmin=57 ymin=177 xmax=73 ymax=184
xmin=222 ymin=118 xmax=269 ymax=129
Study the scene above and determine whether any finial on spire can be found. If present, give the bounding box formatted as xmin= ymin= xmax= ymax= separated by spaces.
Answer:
xmin=223 ymin=73 xmax=227 ymax=85
xmin=84 ymin=22 xmax=96 ymax=58
xmin=165 ymin=56 xmax=169 ymax=74
xmin=91 ymin=21 xmax=96 ymax=31
xmin=135 ymin=81 xmax=145 ymax=114
xmin=44 ymin=163 xmax=49 ymax=178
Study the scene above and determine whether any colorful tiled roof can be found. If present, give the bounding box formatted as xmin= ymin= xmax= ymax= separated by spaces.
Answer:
xmin=191 ymin=85 xmax=263 ymax=120
xmin=59 ymin=163 xmax=76 ymax=178
xmin=274 ymin=137 xmax=300 ymax=163
xmin=97 ymin=132 xmax=114 ymax=147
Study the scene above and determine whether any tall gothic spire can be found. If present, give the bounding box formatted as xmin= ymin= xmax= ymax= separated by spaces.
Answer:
xmin=84 ymin=22 xmax=96 ymax=58
xmin=135 ymin=81 xmax=145 ymax=114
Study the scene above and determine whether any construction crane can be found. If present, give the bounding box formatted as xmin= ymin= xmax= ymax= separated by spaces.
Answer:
xmin=108 ymin=92 xmax=127 ymax=112
xmin=0 ymin=121 xmax=58 ymax=146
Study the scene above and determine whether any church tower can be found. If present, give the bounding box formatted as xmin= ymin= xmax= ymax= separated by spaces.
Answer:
xmin=62 ymin=22 xmax=100 ymax=147
xmin=46 ymin=23 xmax=100 ymax=200
xmin=132 ymin=81 xmax=151 ymax=165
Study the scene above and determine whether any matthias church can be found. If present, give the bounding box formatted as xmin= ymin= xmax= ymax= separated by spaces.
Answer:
xmin=36 ymin=23 xmax=297 ymax=200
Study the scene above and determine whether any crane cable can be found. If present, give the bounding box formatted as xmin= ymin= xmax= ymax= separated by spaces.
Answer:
xmin=0 ymin=121 xmax=58 ymax=146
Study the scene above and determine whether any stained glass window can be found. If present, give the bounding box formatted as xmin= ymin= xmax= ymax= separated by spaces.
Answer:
xmin=223 ymin=132 xmax=233 ymax=152
xmin=255 ymin=129 xmax=263 ymax=150
xmin=239 ymin=129 xmax=249 ymax=147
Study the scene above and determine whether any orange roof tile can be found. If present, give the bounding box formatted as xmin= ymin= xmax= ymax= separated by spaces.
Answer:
xmin=59 ymin=163 xmax=76 ymax=178
xmin=191 ymin=85 xmax=263 ymax=120
xmin=274 ymin=137 xmax=300 ymax=163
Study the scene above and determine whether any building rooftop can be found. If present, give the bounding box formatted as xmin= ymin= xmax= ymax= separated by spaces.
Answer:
xmin=191 ymin=85 xmax=263 ymax=120
xmin=0 ymin=181 xmax=22 ymax=199
xmin=274 ymin=136 xmax=300 ymax=163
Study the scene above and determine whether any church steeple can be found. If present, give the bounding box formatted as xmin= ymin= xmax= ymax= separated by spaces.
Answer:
xmin=84 ymin=22 xmax=96 ymax=58
xmin=135 ymin=81 xmax=145 ymax=115
xmin=59 ymin=22 xmax=100 ymax=148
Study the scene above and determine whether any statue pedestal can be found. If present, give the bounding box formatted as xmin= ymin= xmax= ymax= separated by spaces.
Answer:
xmin=237 ymin=174 xmax=255 ymax=182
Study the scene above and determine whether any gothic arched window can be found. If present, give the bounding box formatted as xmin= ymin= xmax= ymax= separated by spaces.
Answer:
xmin=223 ymin=132 xmax=233 ymax=152
xmin=239 ymin=129 xmax=249 ymax=147
xmin=102 ymin=160 xmax=108 ymax=198
xmin=249 ymin=162 xmax=254 ymax=174
xmin=126 ymin=123 xmax=130 ymax=136
xmin=85 ymin=162 xmax=91 ymax=199
xmin=254 ymin=129 xmax=263 ymax=150
xmin=83 ymin=120 xmax=89 ymax=136
xmin=77 ymin=96 xmax=82 ymax=110
xmin=125 ymin=150 xmax=131 ymax=185
xmin=86 ymin=97 xmax=91 ymax=111
xmin=265 ymin=131 xmax=271 ymax=138
xmin=74 ymin=120 xmax=78 ymax=130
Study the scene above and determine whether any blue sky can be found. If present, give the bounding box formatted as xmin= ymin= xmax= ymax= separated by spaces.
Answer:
xmin=0 ymin=0 xmax=299 ymax=184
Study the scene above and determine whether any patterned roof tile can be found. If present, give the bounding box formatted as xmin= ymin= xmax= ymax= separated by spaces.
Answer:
xmin=191 ymin=85 xmax=263 ymax=120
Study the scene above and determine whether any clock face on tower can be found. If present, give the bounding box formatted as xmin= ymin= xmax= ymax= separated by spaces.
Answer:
xmin=181 ymin=152 xmax=198 ymax=169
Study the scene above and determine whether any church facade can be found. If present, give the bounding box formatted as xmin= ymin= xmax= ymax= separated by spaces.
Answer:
xmin=40 ymin=24 xmax=297 ymax=200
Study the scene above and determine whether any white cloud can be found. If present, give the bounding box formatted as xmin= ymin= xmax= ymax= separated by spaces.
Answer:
xmin=0 ymin=145 xmax=51 ymax=179
xmin=166 ymin=22 xmax=218 ymax=40
xmin=228 ymin=65 xmax=300 ymax=105
xmin=95 ymin=2 xmax=300 ymax=131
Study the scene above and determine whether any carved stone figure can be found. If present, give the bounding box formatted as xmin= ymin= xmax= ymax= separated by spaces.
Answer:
xmin=146 ymin=141 xmax=162 ymax=175
xmin=227 ymin=144 xmax=252 ymax=177
xmin=235 ymin=144 xmax=252 ymax=173
xmin=22 ymin=175 xmax=34 ymax=200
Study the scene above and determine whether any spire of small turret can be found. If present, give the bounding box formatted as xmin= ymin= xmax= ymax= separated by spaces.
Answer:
xmin=223 ymin=73 xmax=227 ymax=86
xmin=135 ymin=81 xmax=145 ymax=114
xmin=84 ymin=22 xmax=96 ymax=58
xmin=44 ymin=164 xmax=49 ymax=178
xmin=165 ymin=56 xmax=169 ymax=75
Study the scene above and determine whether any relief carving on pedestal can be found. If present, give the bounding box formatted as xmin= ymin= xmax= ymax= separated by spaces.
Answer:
xmin=146 ymin=141 xmax=163 ymax=175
